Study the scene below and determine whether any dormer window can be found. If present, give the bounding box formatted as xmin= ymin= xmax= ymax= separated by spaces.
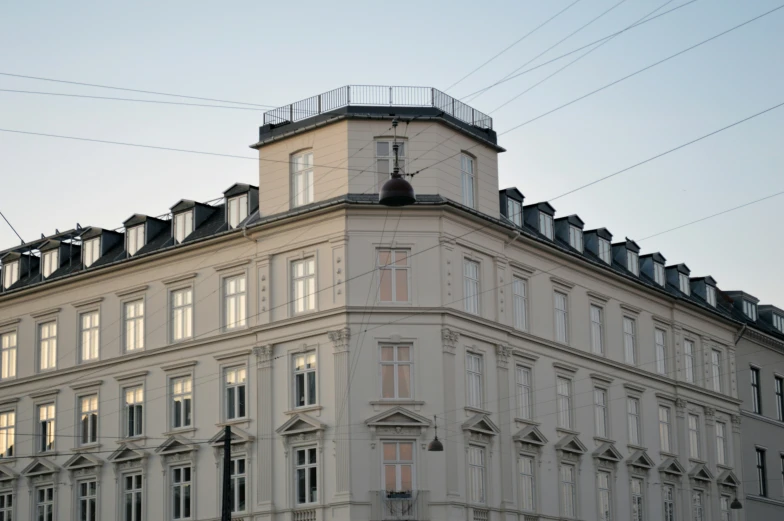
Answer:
xmin=291 ymin=151 xmax=314 ymax=207
xmin=2 ymin=261 xmax=19 ymax=289
xmin=126 ymin=225 xmax=145 ymax=256
xmin=569 ymin=226 xmax=583 ymax=252
xmin=743 ymin=300 xmax=757 ymax=321
xmin=83 ymin=238 xmax=100 ymax=268
xmin=653 ymin=263 xmax=665 ymax=286
xmin=626 ymin=250 xmax=639 ymax=276
xmin=507 ymin=199 xmax=522 ymax=227
xmin=227 ymin=195 xmax=248 ymax=229
xmin=539 ymin=213 xmax=554 ymax=240
xmin=173 ymin=211 xmax=194 ymax=244
xmin=706 ymin=286 xmax=717 ymax=307
xmin=598 ymin=239 xmax=611 ymax=264
xmin=679 ymin=273 xmax=690 ymax=295
xmin=42 ymin=250 xmax=59 ymax=278
xmin=773 ymin=314 xmax=784 ymax=333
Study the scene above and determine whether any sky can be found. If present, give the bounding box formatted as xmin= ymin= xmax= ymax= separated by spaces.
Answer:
xmin=1 ymin=0 xmax=782 ymax=303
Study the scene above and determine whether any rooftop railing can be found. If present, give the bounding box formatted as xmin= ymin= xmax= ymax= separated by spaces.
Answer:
xmin=263 ymin=85 xmax=492 ymax=130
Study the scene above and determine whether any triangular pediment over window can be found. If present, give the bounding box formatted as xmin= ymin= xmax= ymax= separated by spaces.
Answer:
xmin=108 ymin=443 xmax=148 ymax=464
xmin=21 ymin=458 xmax=59 ymax=479
xmin=277 ymin=413 xmax=326 ymax=437
xmin=462 ymin=414 xmax=501 ymax=436
xmin=208 ymin=426 xmax=255 ymax=448
xmin=0 ymin=464 xmax=18 ymax=487
xmin=513 ymin=425 xmax=548 ymax=446
xmin=689 ymin=463 xmax=714 ymax=482
xmin=659 ymin=457 xmax=686 ymax=476
xmin=626 ymin=450 xmax=655 ymax=469
xmin=554 ymin=434 xmax=587 ymax=454
xmin=155 ymin=435 xmax=199 ymax=456
xmin=63 ymin=453 xmax=103 ymax=472
xmin=593 ymin=442 xmax=623 ymax=462
xmin=717 ymin=469 xmax=740 ymax=488
xmin=365 ymin=406 xmax=432 ymax=428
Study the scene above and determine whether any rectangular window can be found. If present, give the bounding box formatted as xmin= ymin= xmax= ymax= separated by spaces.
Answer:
xmin=383 ymin=441 xmax=414 ymax=493
xmin=123 ymin=299 xmax=145 ymax=352
xmin=659 ymin=406 xmax=672 ymax=453
xmin=468 ymin=445 xmax=486 ymax=504
xmin=35 ymin=486 xmax=54 ymax=521
xmin=569 ymin=226 xmax=583 ymax=252
xmin=223 ymin=274 xmax=247 ymax=330
xmin=688 ymin=414 xmax=700 ymax=460
xmin=126 ymin=225 xmax=145 ymax=256
xmin=716 ymin=422 xmax=727 ymax=466
xmin=79 ymin=310 xmax=100 ymax=362
xmin=464 ymin=259 xmax=480 ymax=315
xmin=598 ymin=470 xmax=612 ymax=521
xmin=378 ymin=249 xmax=409 ymax=303
xmin=623 ymin=317 xmax=636 ymax=365
xmin=292 ymin=258 xmax=316 ymax=314
xmin=227 ymin=194 xmax=248 ymax=229
xmin=507 ymin=199 xmax=522 ymax=227
xmin=83 ymin=237 xmax=100 ymax=268
xmin=590 ymin=305 xmax=604 ymax=355
xmin=628 ymin=398 xmax=641 ymax=446
xmin=711 ymin=350 xmax=722 ymax=392
xmin=554 ymin=292 xmax=568 ymax=344
xmin=0 ymin=411 xmax=14 ymax=458
xmin=2 ymin=260 xmax=19 ymax=289
xmin=720 ymin=496 xmax=731 ymax=521
xmin=173 ymin=211 xmax=193 ymax=244
xmin=627 ymin=250 xmax=639 ymax=276
xmin=79 ymin=395 xmax=98 ymax=445
xmin=775 ymin=376 xmax=784 ymax=421
xmin=0 ymin=331 xmax=17 ymax=379
xmin=466 ymin=353 xmax=483 ymax=409
xmin=539 ymin=213 xmax=554 ymax=240
xmin=42 ymin=250 xmax=58 ymax=278
xmin=751 ymin=367 xmax=761 ymax=414
xmin=171 ymin=376 xmax=193 ymax=429
xmin=743 ymin=300 xmax=757 ymax=321
xmin=292 ymin=151 xmax=314 ymax=207
xmin=78 ymin=480 xmax=97 ymax=521
xmin=381 ymin=345 xmax=411 ymax=400
xmin=692 ymin=490 xmax=704 ymax=521
xmin=225 ymin=367 xmax=247 ymax=420
xmin=679 ymin=273 xmax=690 ymax=295
xmin=706 ymin=285 xmax=717 ymax=307
xmin=0 ymin=491 xmax=12 ymax=521
xmin=171 ymin=287 xmax=193 ymax=342
xmin=124 ymin=474 xmax=143 ymax=521
xmin=654 ymin=262 xmax=666 ymax=286
xmin=595 ymin=388 xmax=608 ymax=438
xmin=631 ymin=478 xmax=644 ymax=521
xmin=461 ymin=154 xmax=475 ymax=208
xmin=376 ymin=141 xmax=406 ymax=192
xmin=684 ymin=340 xmax=696 ymax=384
xmin=38 ymin=403 xmax=55 ymax=453
xmin=560 ymin=464 xmax=576 ymax=518
xmin=294 ymin=351 xmax=318 ymax=406
xmin=781 ymin=455 xmax=784 ymax=498
xmin=519 ymin=455 xmax=535 ymax=511
xmin=230 ymin=457 xmax=246 ymax=513
xmin=557 ymin=377 xmax=572 ymax=429
xmin=756 ymin=448 xmax=767 ymax=496
xmin=124 ymin=386 xmax=144 ymax=438
xmin=172 ymin=466 xmax=192 ymax=519
xmin=513 ymin=277 xmax=527 ymax=331
xmin=38 ymin=321 xmax=57 ymax=371
xmin=598 ymin=239 xmax=611 ymax=264
xmin=295 ymin=447 xmax=318 ymax=504
xmin=516 ymin=365 xmax=532 ymax=420
xmin=654 ymin=329 xmax=667 ymax=375
xmin=663 ymin=485 xmax=675 ymax=521
xmin=773 ymin=314 xmax=784 ymax=333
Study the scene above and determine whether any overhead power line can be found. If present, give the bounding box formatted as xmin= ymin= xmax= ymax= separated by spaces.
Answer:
xmin=0 ymin=210 xmax=24 ymax=243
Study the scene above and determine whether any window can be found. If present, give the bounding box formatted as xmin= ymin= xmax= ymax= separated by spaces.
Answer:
xmin=171 ymin=287 xmax=193 ymax=342
xmin=554 ymin=292 xmax=568 ymax=344
xmin=461 ymin=154 xmax=475 ymax=208
xmin=78 ymin=480 xmax=97 ymax=521
xmin=126 ymin=225 xmax=144 ymax=256
xmin=595 ymin=388 xmax=608 ymax=438
xmin=35 ymin=486 xmax=54 ymax=521
xmin=684 ymin=340 xmax=696 ymax=384
xmin=590 ymin=305 xmax=604 ymax=355
xmin=692 ymin=490 xmax=704 ymax=521
xmin=228 ymin=195 xmax=249 ymax=231
xmin=516 ymin=365 xmax=532 ymax=420
xmin=654 ymin=262 xmax=665 ymax=286
xmin=0 ymin=491 xmax=11 ymax=521
xmin=38 ymin=321 xmax=57 ymax=371
xmin=569 ymin=226 xmax=583 ymax=252
xmin=557 ymin=377 xmax=572 ymax=429
xmin=751 ymin=367 xmax=761 ymax=414
xmin=378 ymin=249 xmax=409 ymax=302
xmin=376 ymin=141 xmax=406 ymax=192
xmin=381 ymin=345 xmax=411 ymax=400
xmin=688 ymin=414 xmax=700 ymax=459
xmin=292 ymin=258 xmax=316 ymax=314
xmin=560 ymin=464 xmax=576 ymax=518
xmin=598 ymin=470 xmax=611 ymax=521
xmin=124 ymin=386 xmax=144 ymax=438
xmin=773 ymin=313 xmax=784 ymax=333
xmin=468 ymin=445 xmax=486 ymax=504
xmin=513 ymin=277 xmax=527 ymax=331
xmin=716 ymin=422 xmax=727 ymax=466
xmin=659 ymin=406 xmax=672 ymax=453
xmin=781 ymin=455 xmax=784 ymax=497
xmin=720 ymin=496 xmax=731 ymax=521
xmin=171 ymin=376 xmax=193 ymax=429
xmin=83 ymin=238 xmax=100 ymax=268
xmin=0 ymin=411 xmax=14 ymax=458
xmin=711 ymin=350 xmax=722 ymax=392
xmin=539 ymin=213 xmax=554 ymax=240
xmin=507 ymin=199 xmax=522 ymax=227
xmin=776 ymin=376 xmax=784 ymax=421
xmin=295 ymin=447 xmax=318 ymax=504
xmin=383 ymin=441 xmax=414 ymax=494
xmin=38 ymin=403 xmax=55 ymax=453
xmin=706 ymin=285 xmax=717 ymax=307
xmin=42 ymin=250 xmax=58 ymax=278
xmin=598 ymin=239 xmax=611 ymax=264
xmin=519 ymin=455 xmax=535 ymax=511
xmin=292 ymin=151 xmax=314 ymax=207
xmin=743 ymin=300 xmax=757 ymax=321
xmin=229 ymin=457 xmax=246 ymax=513
xmin=172 ymin=466 xmax=192 ymax=519
xmin=679 ymin=273 xmax=690 ymax=295
xmin=79 ymin=395 xmax=98 ymax=445
xmin=124 ymin=474 xmax=143 ymax=521
xmin=294 ymin=351 xmax=318 ymax=406
xmin=0 ymin=331 xmax=16 ymax=379
xmin=464 ymin=259 xmax=480 ymax=315
xmin=225 ymin=367 xmax=247 ymax=420
xmin=466 ymin=353 xmax=483 ymax=409
xmin=631 ymin=478 xmax=644 ymax=521
xmin=2 ymin=260 xmax=18 ymax=289
xmin=627 ymin=250 xmax=639 ymax=276
xmin=79 ymin=311 xmax=100 ymax=362
xmin=123 ymin=299 xmax=145 ymax=352
xmin=655 ymin=329 xmax=667 ymax=375
xmin=628 ymin=398 xmax=641 ymax=446
xmin=173 ymin=211 xmax=193 ymax=244
xmin=663 ymin=485 xmax=675 ymax=521
xmin=623 ymin=317 xmax=636 ymax=365
xmin=223 ymin=274 xmax=247 ymax=329
xmin=756 ymin=448 xmax=767 ymax=496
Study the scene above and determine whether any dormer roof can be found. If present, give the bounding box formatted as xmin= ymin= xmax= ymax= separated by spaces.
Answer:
xmin=555 ymin=214 xmax=585 ymax=228
xmin=123 ymin=214 xmax=167 ymax=228
xmin=500 ymin=187 xmax=524 ymax=202
xmin=724 ymin=290 xmax=759 ymax=304
xmin=223 ymin=183 xmax=258 ymax=198
xmin=38 ymin=239 xmax=61 ymax=253
xmin=691 ymin=275 xmax=717 ymax=287
xmin=667 ymin=263 xmax=691 ymax=275
xmin=584 ymin=227 xmax=612 ymax=241
xmin=639 ymin=252 xmax=666 ymax=264
xmin=170 ymin=199 xmax=213 ymax=215
xmin=613 ymin=238 xmax=640 ymax=253
xmin=523 ymin=201 xmax=555 ymax=216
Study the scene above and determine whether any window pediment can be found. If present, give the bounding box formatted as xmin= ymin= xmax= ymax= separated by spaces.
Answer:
xmin=63 ymin=453 xmax=103 ymax=472
xmin=0 ymin=464 xmax=18 ymax=487
xmin=108 ymin=443 xmax=148 ymax=465
xmin=626 ymin=449 xmax=655 ymax=470
xmin=593 ymin=442 xmax=623 ymax=462
xmin=554 ymin=434 xmax=587 ymax=455
xmin=21 ymin=458 xmax=59 ymax=479
xmin=365 ymin=406 xmax=431 ymax=428
xmin=689 ymin=463 xmax=714 ymax=482
xmin=155 ymin=435 xmax=199 ymax=456
xmin=717 ymin=469 xmax=739 ymax=488
xmin=513 ymin=425 xmax=548 ymax=447
xmin=462 ymin=413 xmax=500 ymax=436
xmin=276 ymin=413 xmax=326 ymax=437
xmin=208 ymin=426 xmax=255 ymax=448
xmin=658 ymin=457 xmax=686 ymax=476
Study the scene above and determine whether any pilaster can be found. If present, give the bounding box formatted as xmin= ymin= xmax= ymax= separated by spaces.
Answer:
xmin=495 ymin=344 xmax=515 ymax=510
xmin=441 ymin=328 xmax=460 ymax=497
xmin=329 ymin=328 xmax=352 ymax=499
xmin=254 ymin=344 xmax=274 ymax=510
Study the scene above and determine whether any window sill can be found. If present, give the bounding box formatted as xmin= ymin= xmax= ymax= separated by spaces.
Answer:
xmin=162 ymin=427 xmax=197 ymax=437
xmin=464 ymin=406 xmax=491 ymax=416
xmin=593 ymin=436 xmax=616 ymax=444
xmin=688 ymin=457 xmax=707 ymax=465
xmin=555 ymin=427 xmax=580 ymax=436
xmin=514 ymin=417 xmax=540 ymax=427
xmin=627 ymin=443 xmax=647 ymax=452
xmin=72 ymin=444 xmax=101 ymax=452
xmin=659 ymin=450 xmax=678 ymax=459
xmin=716 ymin=463 xmax=733 ymax=471
xmin=116 ymin=436 xmax=147 ymax=445
xmin=285 ymin=405 xmax=323 ymax=416
xmin=370 ymin=400 xmax=424 ymax=412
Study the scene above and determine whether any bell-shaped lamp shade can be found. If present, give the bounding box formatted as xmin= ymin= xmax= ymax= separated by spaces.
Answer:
xmin=730 ymin=497 xmax=743 ymax=510
xmin=428 ymin=415 xmax=444 ymax=451
xmin=379 ymin=175 xmax=416 ymax=207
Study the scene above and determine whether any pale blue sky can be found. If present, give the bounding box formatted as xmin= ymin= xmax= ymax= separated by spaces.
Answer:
xmin=1 ymin=0 xmax=782 ymax=303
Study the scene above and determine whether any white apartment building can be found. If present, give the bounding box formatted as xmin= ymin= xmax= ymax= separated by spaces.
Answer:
xmin=0 ymin=86 xmax=748 ymax=521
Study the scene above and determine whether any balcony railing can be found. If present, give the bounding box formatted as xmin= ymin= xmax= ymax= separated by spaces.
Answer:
xmin=263 ymin=86 xmax=492 ymax=130
xmin=370 ymin=490 xmax=430 ymax=521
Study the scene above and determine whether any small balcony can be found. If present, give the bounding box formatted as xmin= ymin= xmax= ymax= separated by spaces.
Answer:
xmin=370 ymin=490 xmax=430 ymax=521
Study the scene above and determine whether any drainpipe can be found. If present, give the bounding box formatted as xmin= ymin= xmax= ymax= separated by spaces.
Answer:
xmin=733 ymin=323 xmax=747 ymax=346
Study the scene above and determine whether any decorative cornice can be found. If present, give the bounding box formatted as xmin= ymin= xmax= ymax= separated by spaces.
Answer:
xmin=620 ymin=303 xmax=642 ymax=316
xmin=495 ymin=344 xmax=511 ymax=369
xmin=113 ymin=370 xmax=149 ymax=382
xmin=69 ymin=380 xmax=103 ymax=391
xmin=586 ymin=291 xmax=610 ymax=304
xmin=213 ymin=349 xmax=253 ymax=361
xmin=30 ymin=389 xmax=60 ymax=399
xmin=212 ymin=258 xmax=251 ymax=272
xmin=160 ymin=360 xmax=198 ymax=372
xmin=589 ymin=373 xmax=613 ymax=385
xmin=328 ymin=328 xmax=351 ymax=353
xmin=553 ymin=361 xmax=578 ymax=374
xmin=550 ymin=276 xmax=575 ymax=291
xmin=0 ymin=317 xmax=21 ymax=329
xmin=72 ymin=296 xmax=104 ymax=309
xmin=161 ymin=272 xmax=198 ymax=285
xmin=704 ymin=407 xmax=716 ymax=418
xmin=31 ymin=307 xmax=61 ymax=319
xmin=253 ymin=345 xmax=274 ymax=364
xmin=623 ymin=382 xmax=646 ymax=394
xmin=115 ymin=285 xmax=148 ymax=298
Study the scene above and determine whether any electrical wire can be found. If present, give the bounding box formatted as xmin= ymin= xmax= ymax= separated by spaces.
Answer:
xmin=0 ymin=209 xmax=24 ymax=243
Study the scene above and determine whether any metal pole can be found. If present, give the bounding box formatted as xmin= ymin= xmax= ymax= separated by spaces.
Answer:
xmin=221 ymin=425 xmax=232 ymax=521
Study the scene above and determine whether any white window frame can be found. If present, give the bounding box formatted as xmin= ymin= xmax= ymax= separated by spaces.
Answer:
xmin=711 ymin=350 xmax=722 ymax=392
xmin=655 ymin=328 xmax=667 ymax=375
xmin=382 ymin=441 xmax=415 ymax=494
xmin=463 ymin=259 xmax=480 ymax=315
xmin=227 ymin=194 xmax=248 ymax=229
xmin=688 ymin=414 xmax=700 ymax=460
xmin=2 ymin=260 xmax=19 ymax=289
xmin=223 ymin=273 xmax=247 ymax=330
xmin=679 ymin=273 xmax=690 ymax=295
xmin=518 ymin=454 xmax=536 ymax=512
xmin=743 ymin=300 xmax=757 ymax=320
xmin=123 ymin=473 xmax=143 ymax=521
xmin=706 ymin=285 xmax=717 ymax=307
xmin=507 ymin=199 xmax=522 ymax=227
xmin=716 ymin=421 xmax=727 ymax=466
xmin=554 ymin=292 xmax=569 ymax=345
xmin=595 ymin=388 xmax=609 ymax=438
xmin=126 ymin=225 xmax=145 ymax=256
xmin=627 ymin=397 xmax=641 ymax=446
xmin=654 ymin=262 xmax=665 ymax=286
xmin=377 ymin=249 xmax=410 ymax=303
xmin=468 ymin=445 xmax=486 ymax=504
xmin=376 ymin=140 xmax=407 ymax=192
xmin=773 ymin=314 xmax=784 ymax=333
xmin=173 ymin=210 xmax=194 ymax=244
xmin=291 ymin=151 xmax=314 ymax=207
xmin=623 ymin=317 xmax=636 ymax=365
xmin=560 ymin=463 xmax=576 ymax=518
xmin=0 ymin=410 xmax=14 ymax=458
xmin=0 ymin=330 xmax=17 ymax=379
xmin=171 ymin=286 xmax=194 ymax=342
xmin=171 ymin=376 xmax=193 ymax=430
xmin=659 ymin=405 xmax=672 ymax=453
xmin=663 ymin=484 xmax=675 ymax=521
xmin=539 ymin=213 xmax=554 ymax=240
xmin=171 ymin=465 xmax=193 ymax=520
xmin=684 ymin=340 xmax=696 ymax=384
xmin=0 ymin=490 xmax=11 ymax=521
xmin=79 ymin=310 xmax=100 ymax=363
xmin=556 ymin=376 xmax=572 ymax=429
xmin=720 ymin=495 xmax=731 ymax=521
xmin=598 ymin=238 xmax=611 ymax=264
xmin=224 ymin=366 xmax=247 ymax=421
xmin=35 ymin=485 xmax=55 ymax=521
xmin=466 ymin=352 xmax=483 ymax=409
xmin=293 ymin=351 xmax=318 ymax=407
xmin=123 ymin=299 xmax=145 ymax=352
xmin=294 ymin=446 xmax=319 ymax=505
xmin=692 ymin=489 xmax=705 ymax=521
xmin=513 ymin=276 xmax=527 ymax=331
xmin=627 ymin=250 xmax=639 ymax=276
xmin=631 ymin=477 xmax=644 ymax=521
xmin=460 ymin=153 xmax=475 ymax=208
xmin=78 ymin=479 xmax=97 ymax=521
xmin=123 ymin=385 xmax=144 ymax=439
xmin=291 ymin=258 xmax=317 ymax=315
xmin=79 ymin=394 xmax=98 ymax=446
xmin=590 ymin=305 xmax=604 ymax=355
xmin=37 ymin=402 xmax=55 ymax=453
xmin=516 ymin=365 xmax=533 ymax=420
xmin=83 ymin=237 xmax=100 ymax=268
xmin=229 ymin=456 xmax=247 ymax=513
xmin=42 ymin=249 xmax=59 ymax=278
xmin=569 ymin=226 xmax=583 ymax=251
xmin=38 ymin=320 xmax=57 ymax=371
xmin=380 ymin=344 xmax=412 ymax=400
xmin=598 ymin=470 xmax=612 ymax=521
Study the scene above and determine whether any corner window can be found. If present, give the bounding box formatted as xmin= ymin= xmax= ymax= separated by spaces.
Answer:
xmin=79 ymin=395 xmax=98 ymax=445
xmin=123 ymin=386 xmax=144 ymax=438
xmin=706 ymin=285 xmax=717 ymax=307
xmin=516 ymin=365 xmax=533 ymax=420
xmin=376 ymin=141 xmax=406 ymax=192
xmin=378 ymin=249 xmax=409 ymax=303
xmin=460 ymin=154 xmax=475 ymax=208
xmin=468 ymin=445 xmax=486 ymax=504
xmin=627 ymin=250 xmax=639 ymax=276
xmin=751 ymin=367 xmax=761 ymax=414
xmin=0 ymin=411 xmax=15 ymax=458
xmin=659 ymin=406 xmax=672 ymax=453
xmin=223 ymin=274 xmax=247 ymax=330
xmin=173 ymin=211 xmax=194 ymax=244
xmin=123 ymin=299 xmax=145 ymax=352
xmin=383 ymin=441 xmax=414 ymax=494
xmin=598 ymin=239 xmax=611 ymax=264
xmin=229 ymin=457 xmax=247 ymax=513
xmin=554 ymin=292 xmax=569 ymax=344
xmin=291 ymin=258 xmax=316 ymax=314
xmin=560 ymin=464 xmax=576 ymax=518
xmin=123 ymin=474 xmax=143 ymax=521
xmin=171 ymin=287 xmax=194 ymax=342
xmin=538 ymin=213 xmax=553 ymax=240
xmin=627 ymin=397 xmax=641 ymax=445
xmin=38 ymin=321 xmax=57 ymax=371
xmin=773 ymin=314 xmax=784 ymax=333
xmin=227 ymin=194 xmax=248 ymax=229
xmin=507 ymin=199 xmax=522 ymax=227
xmin=1 ymin=260 xmax=18 ymax=289
xmin=78 ymin=480 xmax=97 ymax=521
xmin=225 ymin=367 xmax=247 ymax=420
xmin=466 ymin=353 xmax=483 ymax=409
xmin=463 ymin=259 xmax=480 ymax=315
xmin=291 ymin=151 xmax=314 ymax=207
xmin=688 ymin=414 xmax=700 ymax=459
xmin=594 ymin=388 xmax=608 ymax=438
xmin=172 ymin=466 xmax=192 ymax=519
xmin=623 ymin=317 xmax=636 ymax=365
xmin=295 ymin=447 xmax=318 ymax=504
xmin=743 ymin=300 xmax=757 ymax=320
xmin=126 ymin=225 xmax=145 ymax=256
xmin=381 ymin=345 xmax=411 ymax=400
xmin=556 ymin=377 xmax=572 ymax=429
xmin=684 ymin=340 xmax=696 ymax=384
xmin=590 ymin=305 xmax=603 ymax=355
xmin=37 ymin=403 xmax=55 ymax=453
xmin=42 ymin=250 xmax=59 ymax=278
xmin=653 ymin=262 xmax=665 ymax=286
xmin=294 ymin=351 xmax=318 ymax=407
xmin=678 ymin=273 xmax=690 ymax=295
xmin=569 ymin=226 xmax=582 ymax=251
xmin=655 ymin=329 xmax=667 ymax=375
xmin=83 ymin=238 xmax=100 ymax=268
xmin=171 ymin=376 xmax=193 ymax=429
xmin=716 ymin=421 xmax=727 ymax=466
xmin=79 ymin=310 xmax=100 ymax=362
xmin=513 ymin=277 xmax=527 ymax=331
xmin=1 ymin=331 xmax=17 ymax=379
